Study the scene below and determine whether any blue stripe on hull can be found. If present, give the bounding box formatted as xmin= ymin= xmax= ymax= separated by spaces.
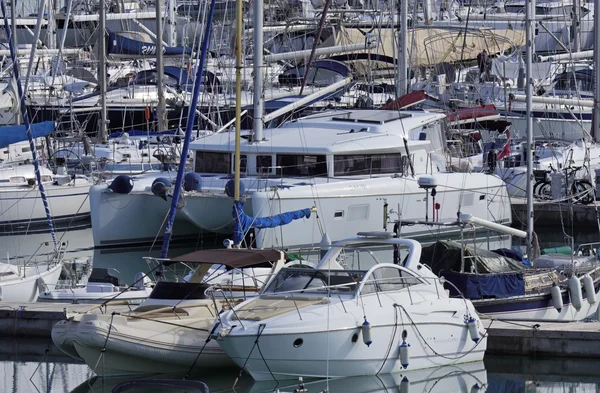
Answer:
xmin=473 ymin=282 xmax=599 ymax=315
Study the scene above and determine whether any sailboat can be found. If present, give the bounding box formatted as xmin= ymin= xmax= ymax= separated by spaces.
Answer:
xmin=0 ymin=0 xmax=65 ymax=301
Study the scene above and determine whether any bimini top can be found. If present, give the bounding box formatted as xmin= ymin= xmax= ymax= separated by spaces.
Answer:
xmin=168 ymin=249 xmax=282 ymax=269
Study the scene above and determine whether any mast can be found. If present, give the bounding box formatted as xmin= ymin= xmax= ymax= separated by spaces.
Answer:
xmin=0 ymin=0 xmax=57 ymax=248
xmin=166 ymin=0 xmax=176 ymax=46
xmin=573 ymin=0 xmax=580 ymax=52
xmin=252 ymin=0 xmax=263 ymax=142
xmin=10 ymin=0 xmax=15 ymax=50
xmin=593 ymin=0 xmax=600 ymax=141
xmin=159 ymin=0 xmax=217 ymax=258
xmin=155 ymin=0 xmax=167 ymax=132
xmin=98 ymin=0 xmax=107 ymax=142
xmin=46 ymin=0 xmax=55 ymax=49
xmin=525 ymin=0 xmax=535 ymax=258
xmin=397 ymin=0 xmax=408 ymax=97
xmin=233 ymin=0 xmax=242 ymax=200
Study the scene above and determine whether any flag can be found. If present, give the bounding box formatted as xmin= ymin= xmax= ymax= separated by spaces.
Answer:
xmin=497 ymin=139 xmax=511 ymax=160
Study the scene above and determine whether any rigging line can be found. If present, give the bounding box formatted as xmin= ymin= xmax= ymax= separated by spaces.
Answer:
xmin=184 ymin=322 xmax=221 ymax=379
xmin=92 ymin=312 xmax=117 ymax=374
xmin=395 ymin=304 xmax=488 ymax=360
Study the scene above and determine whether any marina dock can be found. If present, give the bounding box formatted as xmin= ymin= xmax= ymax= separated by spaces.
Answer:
xmin=485 ymin=319 xmax=600 ymax=358
xmin=0 ymin=302 xmax=131 ymax=337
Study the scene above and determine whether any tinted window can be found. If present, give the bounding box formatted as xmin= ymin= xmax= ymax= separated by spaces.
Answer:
xmin=195 ymin=151 xmax=231 ymax=173
xmin=256 ymin=155 xmax=273 ymax=173
xmin=276 ymin=155 xmax=327 ymax=177
xmin=334 ymin=154 xmax=404 ymax=176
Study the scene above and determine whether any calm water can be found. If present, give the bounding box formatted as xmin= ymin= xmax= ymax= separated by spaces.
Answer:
xmin=2 ymin=348 xmax=600 ymax=393
xmin=1 ymin=224 xmax=599 ymax=392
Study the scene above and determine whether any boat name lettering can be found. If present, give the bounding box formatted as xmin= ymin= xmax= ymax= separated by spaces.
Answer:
xmin=348 ymin=184 xmax=367 ymax=190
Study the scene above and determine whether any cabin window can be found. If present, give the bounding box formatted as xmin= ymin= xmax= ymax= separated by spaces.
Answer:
xmin=9 ymin=176 xmax=25 ymax=184
xmin=334 ymin=154 xmax=404 ymax=176
xmin=276 ymin=155 xmax=327 ymax=177
xmin=361 ymin=267 xmax=421 ymax=294
xmin=195 ymin=151 xmax=231 ymax=174
xmin=256 ymin=155 xmax=273 ymax=174
xmin=240 ymin=155 xmax=247 ymax=173
xmin=21 ymin=147 xmax=31 ymax=153
xmin=348 ymin=204 xmax=369 ymax=221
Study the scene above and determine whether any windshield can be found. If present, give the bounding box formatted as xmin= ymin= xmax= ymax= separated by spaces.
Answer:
xmin=263 ymin=268 xmax=365 ymax=295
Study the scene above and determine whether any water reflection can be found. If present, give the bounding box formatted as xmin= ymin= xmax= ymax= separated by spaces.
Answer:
xmin=3 ymin=338 xmax=600 ymax=392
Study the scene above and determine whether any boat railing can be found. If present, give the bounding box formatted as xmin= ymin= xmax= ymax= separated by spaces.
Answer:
xmin=260 ymin=274 xmax=442 ymax=321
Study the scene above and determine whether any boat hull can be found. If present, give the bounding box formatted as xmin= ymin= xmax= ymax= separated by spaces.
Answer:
xmin=0 ymin=263 xmax=63 ymax=302
xmin=217 ymin=320 xmax=486 ymax=381
xmin=52 ymin=312 xmax=235 ymax=376
xmin=0 ymin=182 xmax=91 ymax=235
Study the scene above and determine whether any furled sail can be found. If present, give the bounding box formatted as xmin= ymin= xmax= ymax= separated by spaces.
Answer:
xmin=0 ymin=121 xmax=54 ymax=149
xmin=107 ymin=31 xmax=192 ymax=57
xmin=233 ymin=200 xmax=312 ymax=245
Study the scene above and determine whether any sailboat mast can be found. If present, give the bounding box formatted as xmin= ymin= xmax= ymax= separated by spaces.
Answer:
xmin=0 ymin=0 xmax=57 ymax=248
xmin=525 ymin=0 xmax=535 ymax=258
xmin=252 ymin=0 xmax=263 ymax=142
xmin=159 ymin=0 xmax=217 ymax=259
xmin=155 ymin=0 xmax=167 ymax=132
xmin=98 ymin=0 xmax=107 ymax=142
xmin=233 ymin=0 xmax=242 ymax=200
xmin=593 ymin=0 xmax=600 ymax=141
xmin=397 ymin=0 xmax=408 ymax=97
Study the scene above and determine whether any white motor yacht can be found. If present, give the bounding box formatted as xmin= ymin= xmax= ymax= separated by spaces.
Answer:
xmin=215 ymin=233 xmax=488 ymax=381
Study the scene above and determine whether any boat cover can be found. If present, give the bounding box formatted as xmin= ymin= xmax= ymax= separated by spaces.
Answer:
xmin=420 ymin=240 xmax=526 ymax=299
xmin=420 ymin=240 xmax=526 ymax=275
xmin=107 ymin=31 xmax=192 ymax=57
xmin=440 ymin=270 xmax=525 ymax=299
xmin=233 ymin=200 xmax=311 ymax=245
xmin=0 ymin=121 xmax=55 ymax=149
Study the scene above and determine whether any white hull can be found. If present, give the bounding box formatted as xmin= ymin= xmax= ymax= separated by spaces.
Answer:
xmin=89 ymin=184 xmax=200 ymax=247
xmin=38 ymin=287 xmax=153 ymax=304
xmin=218 ymin=323 xmax=486 ymax=381
xmin=0 ymin=263 xmax=63 ymax=302
xmin=0 ymin=182 xmax=91 ymax=234
xmin=252 ymin=173 xmax=510 ymax=248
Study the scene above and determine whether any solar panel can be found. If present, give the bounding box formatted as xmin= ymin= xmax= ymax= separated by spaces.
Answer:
xmin=332 ymin=111 xmax=411 ymax=124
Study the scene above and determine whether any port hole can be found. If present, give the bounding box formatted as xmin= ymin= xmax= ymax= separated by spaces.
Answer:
xmin=293 ymin=338 xmax=303 ymax=348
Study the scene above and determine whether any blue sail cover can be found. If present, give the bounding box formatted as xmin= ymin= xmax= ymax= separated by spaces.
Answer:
xmin=441 ymin=270 xmax=525 ymax=300
xmin=107 ymin=32 xmax=192 ymax=57
xmin=0 ymin=121 xmax=54 ymax=149
xmin=233 ymin=200 xmax=311 ymax=245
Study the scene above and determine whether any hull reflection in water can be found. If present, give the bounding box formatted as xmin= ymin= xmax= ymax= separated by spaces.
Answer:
xmin=248 ymin=361 xmax=487 ymax=393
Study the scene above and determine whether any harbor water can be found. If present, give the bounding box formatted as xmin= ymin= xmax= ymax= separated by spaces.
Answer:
xmin=3 ymin=346 xmax=600 ymax=393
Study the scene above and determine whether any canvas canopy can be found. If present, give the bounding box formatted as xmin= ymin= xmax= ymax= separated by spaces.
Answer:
xmin=168 ymin=249 xmax=282 ymax=269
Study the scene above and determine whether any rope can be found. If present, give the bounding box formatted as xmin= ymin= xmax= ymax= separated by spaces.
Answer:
xmin=184 ymin=322 xmax=221 ymax=379
xmin=394 ymin=304 xmax=489 ymax=361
